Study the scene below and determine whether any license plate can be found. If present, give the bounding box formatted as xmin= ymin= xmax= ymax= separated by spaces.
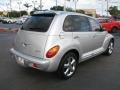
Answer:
xmin=17 ymin=57 xmax=24 ymax=65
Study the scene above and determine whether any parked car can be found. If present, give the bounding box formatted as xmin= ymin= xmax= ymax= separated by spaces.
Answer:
xmin=10 ymin=11 xmax=114 ymax=79
xmin=97 ymin=18 xmax=120 ymax=32
xmin=0 ymin=17 xmax=3 ymax=22
xmin=2 ymin=17 xmax=15 ymax=24
xmin=16 ymin=15 xmax=29 ymax=24
xmin=11 ymin=18 xmax=18 ymax=23
xmin=0 ymin=17 xmax=6 ymax=22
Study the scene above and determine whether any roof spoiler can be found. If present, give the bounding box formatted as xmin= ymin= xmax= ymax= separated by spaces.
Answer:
xmin=32 ymin=10 xmax=55 ymax=15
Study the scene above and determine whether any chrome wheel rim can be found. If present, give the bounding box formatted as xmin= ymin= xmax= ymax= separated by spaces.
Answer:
xmin=108 ymin=42 xmax=114 ymax=54
xmin=63 ymin=57 xmax=76 ymax=77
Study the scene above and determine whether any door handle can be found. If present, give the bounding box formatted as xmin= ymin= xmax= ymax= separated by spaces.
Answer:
xmin=74 ymin=36 xmax=80 ymax=39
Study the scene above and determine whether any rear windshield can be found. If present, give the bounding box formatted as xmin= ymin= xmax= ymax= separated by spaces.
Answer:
xmin=21 ymin=13 xmax=55 ymax=32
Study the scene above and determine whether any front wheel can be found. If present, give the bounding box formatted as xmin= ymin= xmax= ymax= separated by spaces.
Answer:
xmin=111 ymin=27 xmax=118 ymax=33
xmin=57 ymin=52 xmax=78 ymax=80
xmin=103 ymin=40 xmax=114 ymax=56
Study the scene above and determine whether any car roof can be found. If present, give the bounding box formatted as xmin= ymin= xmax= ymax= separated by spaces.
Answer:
xmin=33 ymin=10 xmax=94 ymax=19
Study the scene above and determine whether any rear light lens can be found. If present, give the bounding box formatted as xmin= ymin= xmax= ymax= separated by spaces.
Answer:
xmin=46 ymin=45 xmax=60 ymax=58
xmin=32 ymin=63 xmax=37 ymax=68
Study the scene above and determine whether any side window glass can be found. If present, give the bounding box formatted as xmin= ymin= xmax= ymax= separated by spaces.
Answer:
xmin=105 ymin=19 xmax=109 ymax=23
xmin=63 ymin=15 xmax=91 ymax=32
xmin=63 ymin=16 xmax=73 ymax=31
xmin=79 ymin=16 xmax=91 ymax=32
xmin=108 ymin=19 xmax=112 ymax=23
xmin=89 ymin=18 xmax=101 ymax=32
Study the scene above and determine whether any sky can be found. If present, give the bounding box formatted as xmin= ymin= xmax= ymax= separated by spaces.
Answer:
xmin=0 ymin=0 xmax=120 ymax=15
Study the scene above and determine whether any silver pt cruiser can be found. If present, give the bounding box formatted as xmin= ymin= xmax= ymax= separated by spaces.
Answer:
xmin=10 ymin=11 xmax=114 ymax=79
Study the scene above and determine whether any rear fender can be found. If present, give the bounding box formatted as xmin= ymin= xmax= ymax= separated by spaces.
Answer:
xmin=102 ymin=34 xmax=114 ymax=50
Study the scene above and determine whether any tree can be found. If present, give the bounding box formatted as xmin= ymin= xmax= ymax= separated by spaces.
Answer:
xmin=76 ymin=9 xmax=85 ymax=14
xmin=50 ymin=6 xmax=64 ymax=11
xmin=66 ymin=8 xmax=74 ymax=12
xmin=108 ymin=6 xmax=120 ymax=16
xmin=30 ymin=11 xmax=34 ymax=15
xmin=0 ymin=11 xmax=3 ymax=16
xmin=50 ymin=6 xmax=75 ymax=12
xmin=20 ymin=11 xmax=28 ymax=16
xmin=24 ymin=3 xmax=32 ymax=14
xmin=5 ymin=11 xmax=28 ymax=17
xmin=50 ymin=6 xmax=85 ymax=14
xmin=7 ymin=11 xmax=19 ymax=17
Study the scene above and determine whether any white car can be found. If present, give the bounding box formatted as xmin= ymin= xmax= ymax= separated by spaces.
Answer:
xmin=10 ymin=11 xmax=114 ymax=79
xmin=16 ymin=16 xmax=29 ymax=24
xmin=2 ymin=18 xmax=14 ymax=24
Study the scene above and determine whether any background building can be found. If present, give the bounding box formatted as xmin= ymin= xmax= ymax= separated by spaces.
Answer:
xmin=82 ymin=9 xmax=96 ymax=17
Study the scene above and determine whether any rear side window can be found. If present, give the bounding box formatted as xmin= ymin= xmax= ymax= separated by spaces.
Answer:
xmin=21 ymin=13 xmax=55 ymax=32
xmin=63 ymin=15 xmax=91 ymax=32
xmin=89 ymin=18 xmax=101 ymax=31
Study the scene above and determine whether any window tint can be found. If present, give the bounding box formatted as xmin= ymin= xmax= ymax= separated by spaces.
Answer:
xmin=63 ymin=15 xmax=91 ymax=32
xmin=21 ymin=13 xmax=55 ymax=32
xmin=63 ymin=15 xmax=73 ymax=31
xmin=89 ymin=18 xmax=101 ymax=31
xmin=80 ymin=17 xmax=91 ymax=32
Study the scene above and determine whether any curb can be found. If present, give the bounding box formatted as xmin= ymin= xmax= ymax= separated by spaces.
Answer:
xmin=0 ymin=28 xmax=18 ymax=32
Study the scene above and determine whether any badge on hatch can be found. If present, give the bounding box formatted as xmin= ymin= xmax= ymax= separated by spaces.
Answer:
xmin=22 ymin=42 xmax=30 ymax=47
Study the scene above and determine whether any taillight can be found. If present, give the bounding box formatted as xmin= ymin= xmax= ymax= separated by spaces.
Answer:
xmin=46 ymin=45 xmax=60 ymax=58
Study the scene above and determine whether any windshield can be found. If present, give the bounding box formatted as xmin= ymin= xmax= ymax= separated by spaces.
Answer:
xmin=21 ymin=13 xmax=55 ymax=32
xmin=97 ymin=19 xmax=108 ymax=23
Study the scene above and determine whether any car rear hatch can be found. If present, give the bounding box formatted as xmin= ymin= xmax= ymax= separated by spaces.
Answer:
xmin=14 ymin=13 xmax=56 ymax=59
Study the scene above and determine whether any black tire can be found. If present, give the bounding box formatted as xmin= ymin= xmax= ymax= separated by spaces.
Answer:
xmin=57 ymin=52 xmax=78 ymax=80
xmin=8 ymin=21 xmax=11 ymax=24
xmin=103 ymin=40 xmax=114 ymax=56
xmin=111 ymin=27 xmax=118 ymax=33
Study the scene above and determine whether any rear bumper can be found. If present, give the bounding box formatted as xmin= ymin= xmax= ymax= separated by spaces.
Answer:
xmin=10 ymin=48 xmax=51 ymax=72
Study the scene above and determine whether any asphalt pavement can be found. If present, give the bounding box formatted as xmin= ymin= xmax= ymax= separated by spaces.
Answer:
xmin=0 ymin=22 xmax=21 ymax=29
xmin=0 ymin=32 xmax=120 ymax=90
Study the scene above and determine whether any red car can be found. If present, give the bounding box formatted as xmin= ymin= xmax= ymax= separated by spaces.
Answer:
xmin=97 ymin=18 xmax=120 ymax=32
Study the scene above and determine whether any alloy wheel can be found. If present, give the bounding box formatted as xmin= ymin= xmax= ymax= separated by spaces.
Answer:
xmin=63 ymin=56 xmax=77 ymax=77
